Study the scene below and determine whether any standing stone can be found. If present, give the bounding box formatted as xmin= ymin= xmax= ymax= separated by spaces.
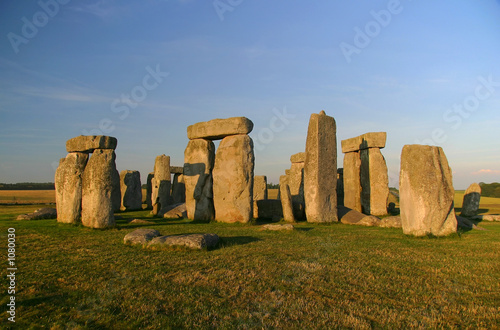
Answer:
xmin=343 ymin=152 xmax=362 ymax=213
xmin=213 ymin=134 xmax=255 ymax=223
xmin=151 ymin=155 xmax=171 ymax=215
xmin=337 ymin=168 xmax=344 ymax=206
xmin=253 ymin=175 xmax=268 ymax=201
xmin=172 ymin=173 xmax=186 ymax=204
xmin=360 ymin=148 xmax=389 ymax=216
xmin=279 ymin=175 xmax=296 ymax=223
xmin=289 ymin=152 xmax=305 ymax=211
xmin=184 ymin=139 xmax=216 ymax=221
xmin=81 ymin=149 xmax=118 ymax=228
xmin=304 ymin=111 xmax=338 ymax=223
xmin=146 ymin=172 xmax=154 ymax=209
xmin=55 ymin=152 xmax=88 ymax=224
xmin=461 ymin=183 xmax=482 ymax=217
xmin=111 ymin=167 xmax=121 ymax=212
xmin=399 ymin=145 xmax=457 ymax=236
xmin=120 ymin=170 xmax=142 ymax=211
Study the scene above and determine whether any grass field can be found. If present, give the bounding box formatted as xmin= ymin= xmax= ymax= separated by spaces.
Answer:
xmin=1 ymin=198 xmax=500 ymax=328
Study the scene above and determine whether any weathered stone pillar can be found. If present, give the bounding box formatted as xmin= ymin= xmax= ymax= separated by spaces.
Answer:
xmin=279 ymin=175 xmax=296 ymax=223
xmin=184 ymin=139 xmax=215 ymax=221
xmin=55 ymin=152 xmax=88 ymax=224
xmin=172 ymin=173 xmax=186 ymax=204
xmin=304 ymin=111 xmax=337 ymax=223
xmin=289 ymin=152 xmax=305 ymax=207
xmin=461 ymin=183 xmax=481 ymax=217
xmin=399 ymin=145 xmax=457 ymax=236
xmin=360 ymin=148 xmax=389 ymax=216
xmin=213 ymin=134 xmax=255 ymax=223
xmin=145 ymin=172 xmax=154 ymax=209
xmin=151 ymin=154 xmax=171 ymax=215
xmin=82 ymin=149 xmax=118 ymax=228
xmin=253 ymin=175 xmax=268 ymax=201
xmin=120 ymin=170 xmax=142 ymax=211
xmin=343 ymin=152 xmax=362 ymax=212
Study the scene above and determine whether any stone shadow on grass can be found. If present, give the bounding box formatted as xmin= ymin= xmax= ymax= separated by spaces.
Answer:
xmin=218 ymin=236 xmax=261 ymax=248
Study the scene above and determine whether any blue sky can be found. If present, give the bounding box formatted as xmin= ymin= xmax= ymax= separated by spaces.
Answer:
xmin=0 ymin=0 xmax=499 ymax=189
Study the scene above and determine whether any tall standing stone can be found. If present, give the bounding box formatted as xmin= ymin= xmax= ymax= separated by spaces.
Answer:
xmin=111 ymin=167 xmax=121 ymax=212
xmin=151 ymin=155 xmax=171 ymax=215
xmin=399 ymin=145 xmax=457 ymax=236
xmin=172 ymin=173 xmax=186 ymax=204
xmin=81 ymin=149 xmax=118 ymax=228
xmin=279 ymin=175 xmax=296 ymax=223
xmin=55 ymin=152 xmax=88 ymax=224
xmin=145 ymin=172 xmax=154 ymax=209
xmin=461 ymin=183 xmax=481 ymax=217
xmin=120 ymin=170 xmax=142 ymax=211
xmin=289 ymin=152 xmax=305 ymax=206
xmin=253 ymin=175 xmax=268 ymax=201
xmin=184 ymin=139 xmax=216 ymax=221
xmin=360 ymin=148 xmax=389 ymax=216
xmin=304 ymin=111 xmax=338 ymax=223
xmin=213 ymin=134 xmax=255 ymax=223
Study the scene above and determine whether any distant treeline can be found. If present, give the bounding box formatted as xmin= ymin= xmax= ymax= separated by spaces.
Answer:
xmin=479 ymin=182 xmax=500 ymax=198
xmin=267 ymin=183 xmax=279 ymax=189
xmin=0 ymin=182 xmax=55 ymax=190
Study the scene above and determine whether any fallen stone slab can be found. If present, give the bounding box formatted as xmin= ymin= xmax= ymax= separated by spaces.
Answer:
xmin=148 ymin=233 xmax=219 ymax=250
xmin=129 ymin=219 xmax=155 ymax=224
xmin=17 ymin=208 xmax=57 ymax=220
xmin=341 ymin=132 xmax=387 ymax=153
xmin=338 ymin=206 xmax=381 ymax=226
xmin=378 ymin=216 xmax=402 ymax=228
xmin=471 ymin=214 xmax=500 ymax=222
xmin=187 ymin=117 xmax=253 ymax=140
xmin=260 ymin=224 xmax=294 ymax=231
xmin=66 ymin=135 xmax=117 ymax=153
xmin=124 ymin=228 xmax=160 ymax=245
xmin=162 ymin=203 xmax=187 ymax=219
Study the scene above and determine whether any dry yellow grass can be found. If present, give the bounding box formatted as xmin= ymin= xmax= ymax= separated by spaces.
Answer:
xmin=0 ymin=190 xmax=55 ymax=203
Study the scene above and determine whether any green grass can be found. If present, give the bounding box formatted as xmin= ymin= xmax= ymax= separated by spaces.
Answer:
xmin=1 ymin=205 xmax=499 ymax=328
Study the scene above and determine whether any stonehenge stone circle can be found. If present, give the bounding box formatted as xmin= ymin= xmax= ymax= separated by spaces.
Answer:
xmin=146 ymin=172 xmax=154 ymax=209
xmin=399 ymin=145 xmax=457 ymax=236
xmin=119 ymin=170 xmax=142 ymax=211
xmin=304 ymin=111 xmax=338 ymax=223
xmin=253 ymin=175 xmax=268 ymax=201
xmin=187 ymin=117 xmax=253 ymax=140
xmin=184 ymin=139 xmax=216 ymax=221
xmin=66 ymin=135 xmax=117 ymax=153
xmin=461 ymin=183 xmax=481 ymax=217
xmin=81 ymin=149 xmax=118 ymax=228
xmin=360 ymin=148 xmax=389 ymax=216
xmin=55 ymin=152 xmax=88 ymax=224
xmin=213 ymin=134 xmax=255 ymax=223
xmin=151 ymin=154 xmax=171 ymax=215
xmin=253 ymin=199 xmax=283 ymax=219
xmin=279 ymin=175 xmax=296 ymax=222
